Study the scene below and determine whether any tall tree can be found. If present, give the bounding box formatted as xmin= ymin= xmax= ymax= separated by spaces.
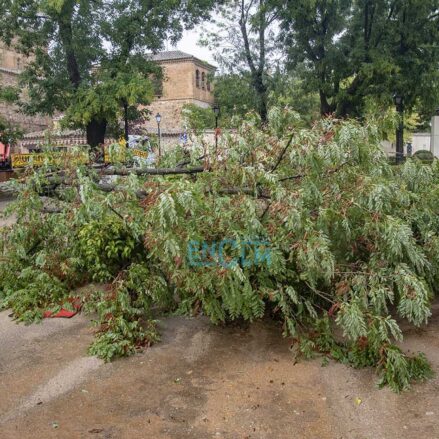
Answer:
xmin=0 ymin=0 xmax=217 ymax=148
xmin=277 ymin=0 xmax=439 ymax=118
xmin=277 ymin=0 xmax=351 ymax=116
xmin=201 ymin=0 xmax=280 ymax=123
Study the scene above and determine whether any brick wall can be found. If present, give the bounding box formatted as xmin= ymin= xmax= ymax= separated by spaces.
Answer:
xmin=0 ymin=43 xmax=24 ymax=70
xmin=159 ymin=60 xmax=215 ymax=103
xmin=141 ymin=98 xmax=212 ymax=133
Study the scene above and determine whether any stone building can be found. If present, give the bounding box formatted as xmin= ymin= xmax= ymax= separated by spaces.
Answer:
xmin=1 ymin=45 xmax=215 ymax=151
xmin=0 ymin=43 xmax=50 ymax=134
xmin=142 ymin=50 xmax=216 ymax=134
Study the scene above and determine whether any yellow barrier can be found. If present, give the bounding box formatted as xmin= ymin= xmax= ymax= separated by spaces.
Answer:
xmin=11 ymin=151 xmax=89 ymax=169
xmin=11 ymin=153 xmax=46 ymax=168
xmin=11 ymin=148 xmax=148 ymax=169
xmin=132 ymin=148 xmax=149 ymax=159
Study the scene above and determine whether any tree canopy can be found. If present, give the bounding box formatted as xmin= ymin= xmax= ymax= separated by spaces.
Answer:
xmin=201 ymin=0 xmax=280 ymax=122
xmin=277 ymin=0 xmax=439 ymax=118
xmin=0 ymin=0 xmax=219 ymax=146
xmin=0 ymin=85 xmax=22 ymax=144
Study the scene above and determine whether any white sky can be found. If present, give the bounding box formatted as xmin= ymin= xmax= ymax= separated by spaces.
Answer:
xmin=170 ymin=29 xmax=216 ymax=66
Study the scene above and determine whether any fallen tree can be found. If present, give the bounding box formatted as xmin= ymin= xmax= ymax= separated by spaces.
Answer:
xmin=1 ymin=109 xmax=438 ymax=391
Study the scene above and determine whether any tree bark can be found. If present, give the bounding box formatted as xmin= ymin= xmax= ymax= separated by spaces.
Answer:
xmin=239 ymin=0 xmax=269 ymax=124
xmin=101 ymin=166 xmax=206 ymax=176
xmin=58 ymin=1 xmax=81 ymax=89
xmin=319 ymin=89 xmax=335 ymax=116
xmin=58 ymin=0 xmax=109 ymax=148
xmin=86 ymin=119 xmax=107 ymax=150
xmin=253 ymin=72 xmax=268 ymax=123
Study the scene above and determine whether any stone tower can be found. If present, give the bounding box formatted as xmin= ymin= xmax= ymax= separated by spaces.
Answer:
xmin=142 ymin=50 xmax=216 ymax=133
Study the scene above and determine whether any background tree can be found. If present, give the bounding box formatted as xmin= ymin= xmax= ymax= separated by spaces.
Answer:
xmin=209 ymin=70 xmax=320 ymax=128
xmin=0 ymin=118 xmax=22 ymax=145
xmin=201 ymin=0 xmax=280 ymax=123
xmin=183 ymin=73 xmax=269 ymax=130
xmin=0 ymin=85 xmax=22 ymax=144
xmin=277 ymin=0 xmax=350 ymax=116
xmin=268 ymin=67 xmax=320 ymax=125
xmin=0 ymin=0 xmax=218 ymax=148
xmin=277 ymin=0 xmax=439 ymax=119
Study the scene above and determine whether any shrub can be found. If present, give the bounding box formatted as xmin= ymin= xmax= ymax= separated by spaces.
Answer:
xmin=413 ymin=149 xmax=434 ymax=164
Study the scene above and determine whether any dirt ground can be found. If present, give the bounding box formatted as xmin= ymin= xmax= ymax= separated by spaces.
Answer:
xmin=1 ymin=310 xmax=439 ymax=439
xmin=1 ymin=198 xmax=439 ymax=439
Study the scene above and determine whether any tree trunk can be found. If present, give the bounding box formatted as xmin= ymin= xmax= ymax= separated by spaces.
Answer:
xmin=239 ymin=0 xmax=268 ymax=124
xmin=86 ymin=119 xmax=107 ymax=150
xmin=58 ymin=1 xmax=81 ymax=89
xmin=319 ymin=90 xmax=334 ymax=116
xmin=253 ymin=73 xmax=268 ymax=123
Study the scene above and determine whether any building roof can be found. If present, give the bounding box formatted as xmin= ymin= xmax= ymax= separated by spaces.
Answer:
xmin=19 ymin=129 xmax=88 ymax=149
xmin=148 ymin=50 xmax=216 ymax=70
xmin=0 ymin=66 xmax=21 ymax=75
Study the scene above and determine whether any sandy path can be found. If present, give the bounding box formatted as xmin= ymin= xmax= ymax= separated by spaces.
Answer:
xmin=0 ymin=314 xmax=336 ymax=439
xmin=0 ymin=310 xmax=438 ymax=438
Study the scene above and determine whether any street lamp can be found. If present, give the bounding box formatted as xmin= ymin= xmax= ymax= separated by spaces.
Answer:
xmin=393 ymin=93 xmax=404 ymax=164
xmin=155 ymin=113 xmax=162 ymax=159
xmin=213 ymin=104 xmax=220 ymax=152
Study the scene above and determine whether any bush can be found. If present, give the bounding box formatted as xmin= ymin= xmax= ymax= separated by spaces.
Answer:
xmin=77 ymin=216 xmax=137 ymax=282
xmin=413 ymin=149 xmax=434 ymax=164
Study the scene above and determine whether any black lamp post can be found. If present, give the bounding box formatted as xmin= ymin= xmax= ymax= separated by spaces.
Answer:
xmin=123 ymin=102 xmax=129 ymax=143
xmin=155 ymin=113 xmax=162 ymax=158
xmin=393 ymin=93 xmax=404 ymax=164
xmin=213 ymin=104 xmax=220 ymax=152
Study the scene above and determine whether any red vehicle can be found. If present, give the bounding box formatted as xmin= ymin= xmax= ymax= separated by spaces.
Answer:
xmin=0 ymin=142 xmax=11 ymax=170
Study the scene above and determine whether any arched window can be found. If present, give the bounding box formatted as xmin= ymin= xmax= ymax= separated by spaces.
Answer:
xmin=196 ymin=69 xmax=200 ymax=88
xmin=207 ymin=78 xmax=211 ymax=92
xmin=201 ymin=72 xmax=206 ymax=90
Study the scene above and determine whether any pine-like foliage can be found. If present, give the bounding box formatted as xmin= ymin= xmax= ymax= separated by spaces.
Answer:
xmin=0 ymin=109 xmax=437 ymax=391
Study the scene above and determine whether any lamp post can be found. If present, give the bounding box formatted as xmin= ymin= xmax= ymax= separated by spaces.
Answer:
xmin=155 ymin=113 xmax=162 ymax=159
xmin=213 ymin=104 xmax=220 ymax=152
xmin=124 ymin=102 xmax=129 ymax=144
xmin=433 ymin=107 xmax=439 ymax=158
xmin=393 ymin=93 xmax=404 ymax=164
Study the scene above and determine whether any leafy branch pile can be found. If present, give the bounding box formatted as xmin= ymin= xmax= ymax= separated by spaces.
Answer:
xmin=1 ymin=109 xmax=438 ymax=391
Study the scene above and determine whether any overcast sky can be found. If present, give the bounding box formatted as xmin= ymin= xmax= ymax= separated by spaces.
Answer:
xmin=170 ymin=29 xmax=216 ymax=66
